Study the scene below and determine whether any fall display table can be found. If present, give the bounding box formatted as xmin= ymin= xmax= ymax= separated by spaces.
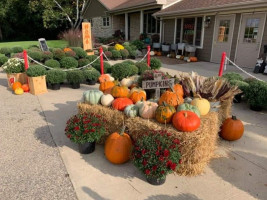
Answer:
xmin=78 ymin=103 xmax=220 ymax=176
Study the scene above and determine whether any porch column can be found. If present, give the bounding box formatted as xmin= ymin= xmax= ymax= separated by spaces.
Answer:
xmin=159 ymin=19 xmax=163 ymax=43
xmin=174 ymin=18 xmax=177 ymax=44
xmin=140 ymin=10 xmax=144 ymax=34
xmin=125 ymin=13 xmax=129 ymax=41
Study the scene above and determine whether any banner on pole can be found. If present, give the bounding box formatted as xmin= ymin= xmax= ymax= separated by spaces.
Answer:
xmin=82 ymin=22 xmax=94 ymax=55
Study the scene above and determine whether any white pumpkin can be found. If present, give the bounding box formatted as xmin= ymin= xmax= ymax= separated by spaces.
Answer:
xmin=129 ymin=75 xmax=140 ymax=83
xmin=106 ymin=74 xmax=115 ymax=82
xmin=121 ymin=78 xmax=133 ymax=87
xmin=101 ymin=94 xmax=114 ymax=106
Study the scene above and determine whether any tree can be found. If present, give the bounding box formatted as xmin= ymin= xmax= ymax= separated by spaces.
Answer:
xmin=29 ymin=0 xmax=90 ymax=29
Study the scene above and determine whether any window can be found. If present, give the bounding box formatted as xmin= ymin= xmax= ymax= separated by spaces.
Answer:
xmin=102 ymin=17 xmax=110 ymax=27
xmin=88 ymin=19 xmax=93 ymax=27
xmin=176 ymin=17 xmax=203 ymax=47
xmin=143 ymin=12 xmax=160 ymax=34
xmin=244 ymin=18 xmax=260 ymax=43
xmin=217 ymin=20 xmax=230 ymax=42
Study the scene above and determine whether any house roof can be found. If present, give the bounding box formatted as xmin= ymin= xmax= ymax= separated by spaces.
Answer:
xmin=155 ymin=0 xmax=267 ymax=16
xmin=109 ymin=0 xmax=160 ymax=12
xmin=98 ymin=0 xmax=128 ymax=10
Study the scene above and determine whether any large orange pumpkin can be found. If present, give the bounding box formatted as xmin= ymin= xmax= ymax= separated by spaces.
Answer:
xmin=168 ymin=83 xmax=184 ymax=97
xmin=112 ymin=98 xmax=133 ymax=111
xmin=190 ymin=57 xmax=198 ymax=62
xmin=99 ymin=81 xmax=115 ymax=94
xmin=220 ymin=116 xmax=244 ymax=141
xmin=104 ymin=125 xmax=132 ymax=164
xmin=111 ymin=85 xmax=129 ymax=98
xmin=98 ymin=74 xmax=110 ymax=83
xmin=172 ymin=110 xmax=200 ymax=132
xmin=21 ymin=84 xmax=30 ymax=92
xmin=159 ymin=88 xmax=184 ymax=108
xmin=129 ymin=88 xmax=146 ymax=103
xmin=155 ymin=102 xmax=176 ymax=124
xmin=12 ymin=82 xmax=22 ymax=91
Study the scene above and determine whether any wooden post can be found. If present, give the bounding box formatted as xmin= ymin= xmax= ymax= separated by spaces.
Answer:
xmin=99 ymin=47 xmax=104 ymax=75
xmin=23 ymin=50 xmax=29 ymax=70
xmin=82 ymin=22 xmax=93 ymax=55
xmin=219 ymin=52 xmax=226 ymax=76
xmin=147 ymin=45 xmax=151 ymax=67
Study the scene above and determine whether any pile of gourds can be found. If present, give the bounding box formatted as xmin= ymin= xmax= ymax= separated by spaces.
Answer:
xmin=11 ymin=81 xmax=30 ymax=95
xmin=83 ymin=74 xmax=213 ymax=133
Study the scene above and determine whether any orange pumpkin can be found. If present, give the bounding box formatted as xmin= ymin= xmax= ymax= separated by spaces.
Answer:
xmin=167 ymin=83 xmax=184 ymax=97
xmin=155 ymin=102 xmax=176 ymax=124
xmin=159 ymin=87 xmax=184 ymax=108
xmin=63 ymin=47 xmax=72 ymax=52
xmin=21 ymin=84 xmax=30 ymax=92
xmin=99 ymin=81 xmax=115 ymax=94
xmin=190 ymin=57 xmax=198 ymax=62
xmin=112 ymin=98 xmax=133 ymax=111
xmin=172 ymin=111 xmax=200 ymax=132
xmin=105 ymin=125 xmax=132 ymax=164
xmin=157 ymin=51 xmax=162 ymax=56
xmin=12 ymin=82 xmax=22 ymax=91
xmin=98 ymin=74 xmax=110 ymax=83
xmin=154 ymin=51 xmax=158 ymax=56
xmin=129 ymin=83 xmax=138 ymax=90
xmin=111 ymin=85 xmax=129 ymax=98
xmin=129 ymin=88 xmax=146 ymax=103
xmin=220 ymin=116 xmax=244 ymax=141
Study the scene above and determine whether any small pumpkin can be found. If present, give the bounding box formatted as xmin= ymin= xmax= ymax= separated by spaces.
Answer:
xmin=112 ymin=98 xmax=133 ymax=111
xmin=190 ymin=57 xmax=198 ymax=62
xmin=172 ymin=111 xmax=201 ymax=132
xmin=121 ymin=78 xmax=133 ymax=88
xmin=147 ymin=98 xmax=159 ymax=103
xmin=191 ymin=95 xmax=210 ymax=115
xmin=177 ymin=103 xmax=201 ymax=117
xmin=83 ymin=90 xmax=103 ymax=105
xmin=157 ymin=51 xmax=162 ymax=56
xmin=101 ymin=94 xmax=114 ymax=106
xmin=180 ymin=56 xmax=184 ymax=60
xmin=111 ymin=85 xmax=129 ymax=98
xmin=14 ymin=87 xmax=24 ymax=95
xmin=155 ymin=102 xmax=176 ymax=124
xmin=129 ymin=88 xmax=146 ymax=104
xmin=99 ymin=81 xmax=115 ymax=94
xmin=12 ymin=82 xmax=22 ymax=91
xmin=98 ymin=74 xmax=110 ymax=83
xmin=105 ymin=125 xmax=132 ymax=164
xmin=124 ymin=104 xmax=139 ymax=118
xmin=184 ymin=97 xmax=193 ymax=104
xmin=167 ymin=83 xmax=184 ymax=97
xmin=159 ymin=87 xmax=184 ymax=108
xmin=21 ymin=84 xmax=30 ymax=92
xmin=129 ymin=83 xmax=138 ymax=90
xmin=220 ymin=116 xmax=244 ymax=141
xmin=139 ymin=101 xmax=158 ymax=119
xmin=106 ymin=74 xmax=115 ymax=82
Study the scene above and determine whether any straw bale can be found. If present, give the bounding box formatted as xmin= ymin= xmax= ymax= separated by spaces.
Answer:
xmin=78 ymin=103 xmax=220 ymax=176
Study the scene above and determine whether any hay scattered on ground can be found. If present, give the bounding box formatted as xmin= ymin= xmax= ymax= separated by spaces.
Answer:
xmin=78 ymin=103 xmax=220 ymax=176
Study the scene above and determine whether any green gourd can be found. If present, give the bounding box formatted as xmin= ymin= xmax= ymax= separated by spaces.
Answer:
xmin=124 ymin=105 xmax=139 ymax=118
xmin=177 ymin=103 xmax=201 ymax=117
xmin=83 ymin=90 xmax=103 ymax=105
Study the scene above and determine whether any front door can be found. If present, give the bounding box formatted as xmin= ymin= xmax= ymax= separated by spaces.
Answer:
xmin=211 ymin=15 xmax=235 ymax=63
xmin=235 ymin=13 xmax=266 ymax=68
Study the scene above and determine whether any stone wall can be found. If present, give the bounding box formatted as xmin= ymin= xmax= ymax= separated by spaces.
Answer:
xmin=91 ymin=17 xmax=113 ymax=38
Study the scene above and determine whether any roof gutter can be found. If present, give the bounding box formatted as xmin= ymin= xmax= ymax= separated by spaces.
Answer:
xmin=108 ymin=2 xmax=162 ymax=14
xmin=154 ymin=0 xmax=267 ymax=17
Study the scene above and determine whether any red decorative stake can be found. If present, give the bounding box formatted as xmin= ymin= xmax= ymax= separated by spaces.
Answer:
xmin=23 ymin=50 xmax=29 ymax=70
xmin=147 ymin=45 xmax=151 ymax=67
xmin=99 ymin=47 xmax=104 ymax=75
xmin=218 ymin=52 xmax=226 ymax=77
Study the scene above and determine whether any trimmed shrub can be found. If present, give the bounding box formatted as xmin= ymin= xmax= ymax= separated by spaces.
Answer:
xmin=130 ymin=40 xmax=145 ymax=50
xmin=60 ymin=57 xmax=78 ymax=69
xmin=150 ymin=57 xmax=161 ymax=70
xmin=28 ymin=50 xmax=43 ymax=62
xmin=135 ymin=62 xmax=149 ymax=74
xmin=130 ymin=45 xmax=137 ymax=51
xmin=26 ymin=65 xmax=46 ymax=77
xmin=130 ymin=65 xmax=139 ymax=76
xmin=66 ymin=70 xmax=84 ymax=84
xmin=124 ymin=45 xmax=132 ymax=52
xmin=2 ymin=58 xmax=24 ymax=73
xmin=83 ymin=67 xmax=100 ymax=81
xmin=123 ymin=42 xmax=130 ymax=46
xmin=129 ymin=50 xmax=137 ymax=58
xmin=71 ymin=47 xmax=87 ymax=58
xmin=108 ymin=46 xmax=115 ymax=51
xmin=0 ymin=47 xmax=12 ymax=55
xmin=45 ymin=59 xmax=60 ymax=69
xmin=111 ymin=63 xmax=133 ymax=80
xmin=120 ymin=49 xmax=129 ymax=59
xmin=42 ymin=51 xmax=53 ymax=61
xmin=229 ymin=80 xmax=249 ymax=93
xmin=222 ymin=72 xmax=243 ymax=82
xmin=78 ymin=58 xmax=90 ymax=67
xmin=12 ymin=46 xmax=23 ymax=53
xmin=122 ymin=60 xmax=135 ymax=65
xmin=246 ymin=80 xmax=267 ymax=108
xmin=53 ymin=48 xmax=66 ymax=60
xmin=104 ymin=51 xmax=112 ymax=59
xmin=111 ymin=50 xmax=121 ymax=59
xmin=92 ymin=61 xmax=111 ymax=73
xmin=244 ymin=78 xmax=257 ymax=85
xmin=65 ymin=50 xmax=77 ymax=58
xmin=0 ymin=56 xmax=8 ymax=66
xmin=86 ymin=55 xmax=98 ymax=62
xmin=46 ymin=69 xmax=66 ymax=84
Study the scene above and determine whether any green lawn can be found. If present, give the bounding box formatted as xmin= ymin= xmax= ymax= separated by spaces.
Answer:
xmin=0 ymin=40 xmax=68 ymax=49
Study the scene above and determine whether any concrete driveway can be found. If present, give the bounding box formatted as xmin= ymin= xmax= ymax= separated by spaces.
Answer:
xmin=0 ymin=60 xmax=266 ymax=200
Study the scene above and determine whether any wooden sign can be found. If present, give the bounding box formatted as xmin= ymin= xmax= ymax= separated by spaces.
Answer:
xmin=142 ymin=73 xmax=174 ymax=99
xmin=38 ymin=38 xmax=49 ymax=51
xmin=82 ymin=22 xmax=94 ymax=55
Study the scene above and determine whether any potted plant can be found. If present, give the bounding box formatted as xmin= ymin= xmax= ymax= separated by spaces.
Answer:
xmin=245 ymin=80 xmax=267 ymax=111
xmin=104 ymin=51 xmax=112 ymax=60
xmin=65 ymin=112 xmax=106 ymax=154
xmin=129 ymin=50 xmax=137 ymax=59
xmin=229 ymin=80 xmax=249 ymax=103
xmin=132 ymin=130 xmax=181 ymax=185
xmin=120 ymin=49 xmax=129 ymax=60
xmin=2 ymin=58 xmax=27 ymax=88
xmin=66 ymin=70 xmax=85 ymax=89
xmin=26 ymin=65 xmax=47 ymax=95
xmin=111 ymin=50 xmax=121 ymax=60
xmin=46 ymin=69 xmax=66 ymax=90
xmin=162 ymin=43 xmax=170 ymax=53
xmin=0 ymin=47 xmax=12 ymax=57
xmin=152 ymin=34 xmax=161 ymax=49
xmin=83 ymin=67 xmax=100 ymax=85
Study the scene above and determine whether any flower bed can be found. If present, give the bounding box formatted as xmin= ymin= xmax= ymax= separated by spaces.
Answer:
xmin=78 ymin=103 xmax=219 ymax=176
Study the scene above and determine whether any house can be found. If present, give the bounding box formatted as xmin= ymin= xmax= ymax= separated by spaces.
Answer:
xmin=84 ymin=0 xmax=267 ymax=68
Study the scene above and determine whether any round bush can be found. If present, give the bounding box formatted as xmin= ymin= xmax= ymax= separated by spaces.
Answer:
xmin=66 ymin=70 xmax=84 ymax=84
xmin=111 ymin=50 xmax=121 ymax=59
xmin=46 ymin=69 xmax=66 ymax=84
xmin=124 ymin=45 xmax=132 ymax=52
xmin=111 ymin=63 xmax=133 ymax=80
xmin=12 ymin=46 xmax=23 ymax=53
xmin=78 ymin=58 xmax=90 ymax=67
xmin=2 ymin=58 xmax=24 ymax=73
xmin=0 ymin=56 xmax=8 ymax=66
xmin=150 ymin=57 xmax=161 ymax=70
xmin=92 ymin=61 xmax=111 ymax=73
xmin=0 ymin=47 xmax=12 ymax=55
xmin=60 ymin=57 xmax=78 ymax=69
xmin=104 ymin=51 xmax=112 ymax=59
xmin=222 ymin=72 xmax=243 ymax=82
xmin=129 ymin=65 xmax=139 ymax=76
xmin=42 ymin=51 xmax=53 ymax=61
xmin=122 ymin=60 xmax=135 ymax=65
xmin=65 ymin=50 xmax=77 ymax=58
xmin=86 ymin=55 xmax=98 ymax=62
xmin=135 ymin=62 xmax=149 ymax=74
xmin=28 ymin=50 xmax=43 ymax=62
xmin=71 ymin=47 xmax=87 ymax=58
xmin=108 ymin=46 xmax=115 ymax=51
xmin=45 ymin=59 xmax=60 ymax=69
xmin=120 ymin=49 xmax=129 ymax=58
xmin=53 ymin=48 xmax=66 ymax=60
xmin=246 ymin=80 xmax=267 ymax=107
xmin=130 ymin=40 xmax=144 ymax=50
xmin=130 ymin=45 xmax=137 ymax=51
xmin=83 ymin=67 xmax=100 ymax=81
xmin=129 ymin=50 xmax=137 ymax=58
xmin=229 ymin=80 xmax=249 ymax=93
xmin=26 ymin=65 xmax=46 ymax=77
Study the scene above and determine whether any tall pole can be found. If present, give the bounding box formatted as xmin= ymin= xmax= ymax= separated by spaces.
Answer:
xmin=147 ymin=45 xmax=151 ymax=67
xmin=99 ymin=47 xmax=104 ymax=75
xmin=219 ymin=52 xmax=226 ymax=77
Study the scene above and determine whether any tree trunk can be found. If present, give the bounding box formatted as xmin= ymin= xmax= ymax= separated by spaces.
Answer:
xmin=0 ymin=25 xmax=3 ymax=41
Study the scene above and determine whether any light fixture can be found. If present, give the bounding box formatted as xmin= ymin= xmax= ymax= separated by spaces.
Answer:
xmin=204 ymin=17 xmax=211 ymax=28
